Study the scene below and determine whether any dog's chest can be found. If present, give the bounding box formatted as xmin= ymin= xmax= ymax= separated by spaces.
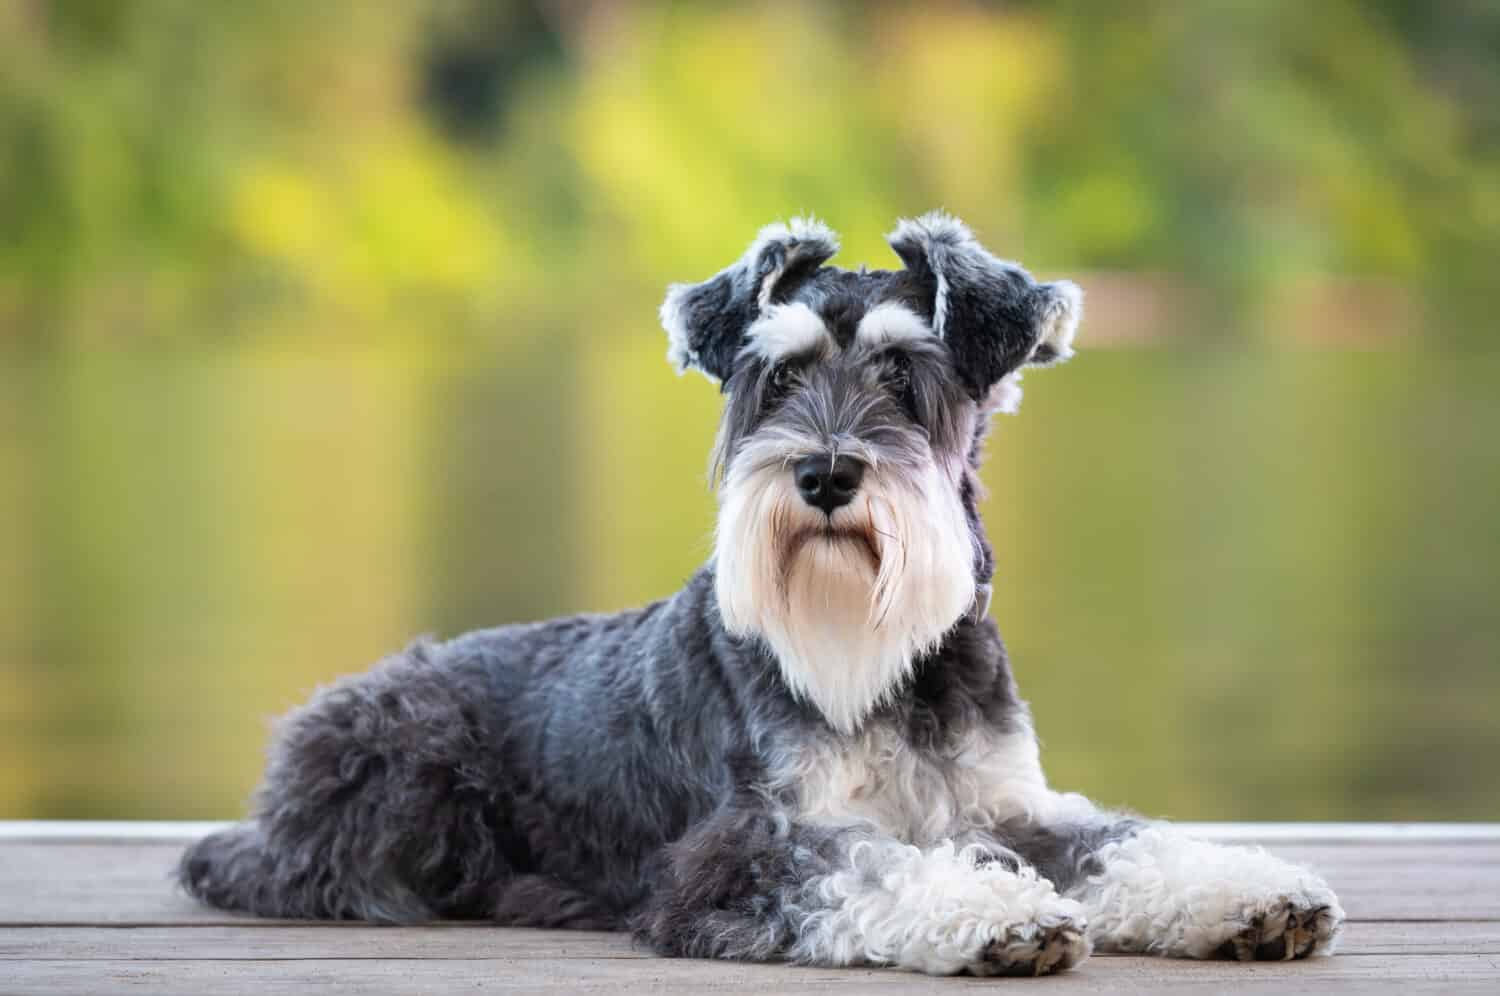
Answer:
xmin=771 ymin=722 xmax=1049 ymax=844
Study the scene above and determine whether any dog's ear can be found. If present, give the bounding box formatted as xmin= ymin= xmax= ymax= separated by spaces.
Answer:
xmin=888 ymin=212 xmax=1081 ymax=407
xmin=660 ymin=218 xmax=839 ymax=384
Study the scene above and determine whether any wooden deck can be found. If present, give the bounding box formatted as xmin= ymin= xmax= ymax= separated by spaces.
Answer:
xmin=1 ymin=822 xmax=1497 ymax=994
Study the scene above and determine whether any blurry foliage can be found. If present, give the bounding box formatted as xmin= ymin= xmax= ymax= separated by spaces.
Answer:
xmin=1 ymin=0 xmax=1497 ymax=340
xmin=1 ymin=2 xmax=1498 ymax=820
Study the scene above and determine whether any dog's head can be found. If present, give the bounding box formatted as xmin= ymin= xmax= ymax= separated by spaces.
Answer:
xmin=661 ymin=212 xmax=1082 ymax=732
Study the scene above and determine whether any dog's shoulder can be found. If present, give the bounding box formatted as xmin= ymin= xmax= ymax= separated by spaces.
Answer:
xmin=893 ymin=618 xmax=1025 ymax=750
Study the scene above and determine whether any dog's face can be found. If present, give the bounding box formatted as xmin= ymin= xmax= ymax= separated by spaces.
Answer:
xmin=661 ymin=214 xmax=1082 ymax=733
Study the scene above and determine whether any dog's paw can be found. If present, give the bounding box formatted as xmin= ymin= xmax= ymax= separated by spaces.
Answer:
xmin=1211 ymin=889 xmax=1345 ymax=961
xmin=968 ymin=914 xmax=1091 ymax=977
xmin=1080 ymin=828 xmax=1346 ymax=960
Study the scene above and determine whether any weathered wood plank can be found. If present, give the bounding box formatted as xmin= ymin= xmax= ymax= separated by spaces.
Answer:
xmin=0 ymin=822 xmax=229 ymax=844
xmin=2 ymin=825 xmax=1498 ymax=994
xmin=1 ymin=920 xmax=1495 ymax=962
xmin=0 ymin=926 xmax=647 ymax=962
xmin=1178 ymin=823 xmax=1500 ymax=844
xmin=4 ymin=954 xmax=1500 ymax=996
xmin=1267 ymin=843 xmax=1500 ymax=921
xmin=5 ymin=840 xmax=1498 ymax=925
xmin=0 ymin=844 xmax=222 ymax=926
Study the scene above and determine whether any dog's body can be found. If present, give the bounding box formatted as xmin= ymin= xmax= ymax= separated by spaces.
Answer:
xmin=181 ymin=214 xmax=1343 ymax=975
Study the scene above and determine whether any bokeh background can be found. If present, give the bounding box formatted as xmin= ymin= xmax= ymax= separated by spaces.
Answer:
xmin=2 ymin=0 xmax=1498 ymax=821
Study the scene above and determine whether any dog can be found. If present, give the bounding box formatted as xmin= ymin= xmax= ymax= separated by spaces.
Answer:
xmin=180 ymin=212 xmax=1344 ymax=976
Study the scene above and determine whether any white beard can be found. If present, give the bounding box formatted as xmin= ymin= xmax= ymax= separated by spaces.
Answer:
xmin=715 ymin=449 xmax=976 ymax=734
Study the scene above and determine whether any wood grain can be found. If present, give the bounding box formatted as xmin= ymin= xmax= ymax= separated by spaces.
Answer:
xmin=6 ymin=954 xmax=1500 ymax=996
xmin=0 ymin=920 xmax=1495 ymax=962
xmin=1 ymin=823 xmax=1496 ymax=994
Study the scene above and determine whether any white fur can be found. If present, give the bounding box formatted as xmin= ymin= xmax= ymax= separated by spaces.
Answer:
xmin=1033 ymin=279 xmax=1082 ymax=365
xmin=715 ymin=447 xmax=975 ymax=735
xmin=792 ymin=837 xmax=1089 ymax=976
xmin=985 ymin=374 xmax=1026 ymax=416
xmin=772 ymin=720 xmax=1345 ymax=972
xmin=659 ymin=277 xmax=710 ymax=379
xmin=1074 ymin=826 xmax=1346 ymax=958
xmin=741 ymin=303 xmax=832 ymax=363
xmin=855 ymin=302 xmax=931 ymax=347
xmin=773 ymin=719 xmax=1095 ymax=844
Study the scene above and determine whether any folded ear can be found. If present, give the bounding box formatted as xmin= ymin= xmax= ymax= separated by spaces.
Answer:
xmin=888 ymin=211 xmax=1081 ymax=403
xmin=660 ymin=218 xmax=840 ymax=384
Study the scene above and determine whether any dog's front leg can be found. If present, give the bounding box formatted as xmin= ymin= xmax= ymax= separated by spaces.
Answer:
xmin=634 ymin=799 xmax=1089 ymax=976
xmin=1062 ymin=819 xmax=1345 ymax=960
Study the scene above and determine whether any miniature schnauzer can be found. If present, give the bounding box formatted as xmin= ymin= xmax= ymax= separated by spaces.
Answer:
xmin=180 ymin=213 xmax=1344 ymax=975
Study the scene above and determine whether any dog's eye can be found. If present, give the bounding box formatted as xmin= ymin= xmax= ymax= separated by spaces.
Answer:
xmin=769 ymin=362 xmax=795 ymax=393
xmin=883 ymin=352 xmax=912 ymax=395
xmin=759 ymin=361 xmax=797 ymax=416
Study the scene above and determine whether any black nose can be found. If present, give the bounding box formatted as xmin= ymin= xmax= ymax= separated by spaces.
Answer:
xmin=794 ymin=454 xmax=866 ymax=515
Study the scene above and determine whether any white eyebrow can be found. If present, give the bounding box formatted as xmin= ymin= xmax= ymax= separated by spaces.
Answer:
xmin=856 ymin=302 xmax=932 ymax=346
xmin=740 ymin=302 xmax=832 ymax=362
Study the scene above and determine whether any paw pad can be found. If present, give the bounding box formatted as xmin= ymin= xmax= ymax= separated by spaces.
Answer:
xmin=971 ymin=921 xmax=1090 ymax=977
xmin=1216 ymin=900 xmax=1342 ymax=961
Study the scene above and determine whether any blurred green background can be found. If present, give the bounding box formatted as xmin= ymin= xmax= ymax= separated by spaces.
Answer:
xmin=2 ymin=0 xmax=1497 ymax=821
